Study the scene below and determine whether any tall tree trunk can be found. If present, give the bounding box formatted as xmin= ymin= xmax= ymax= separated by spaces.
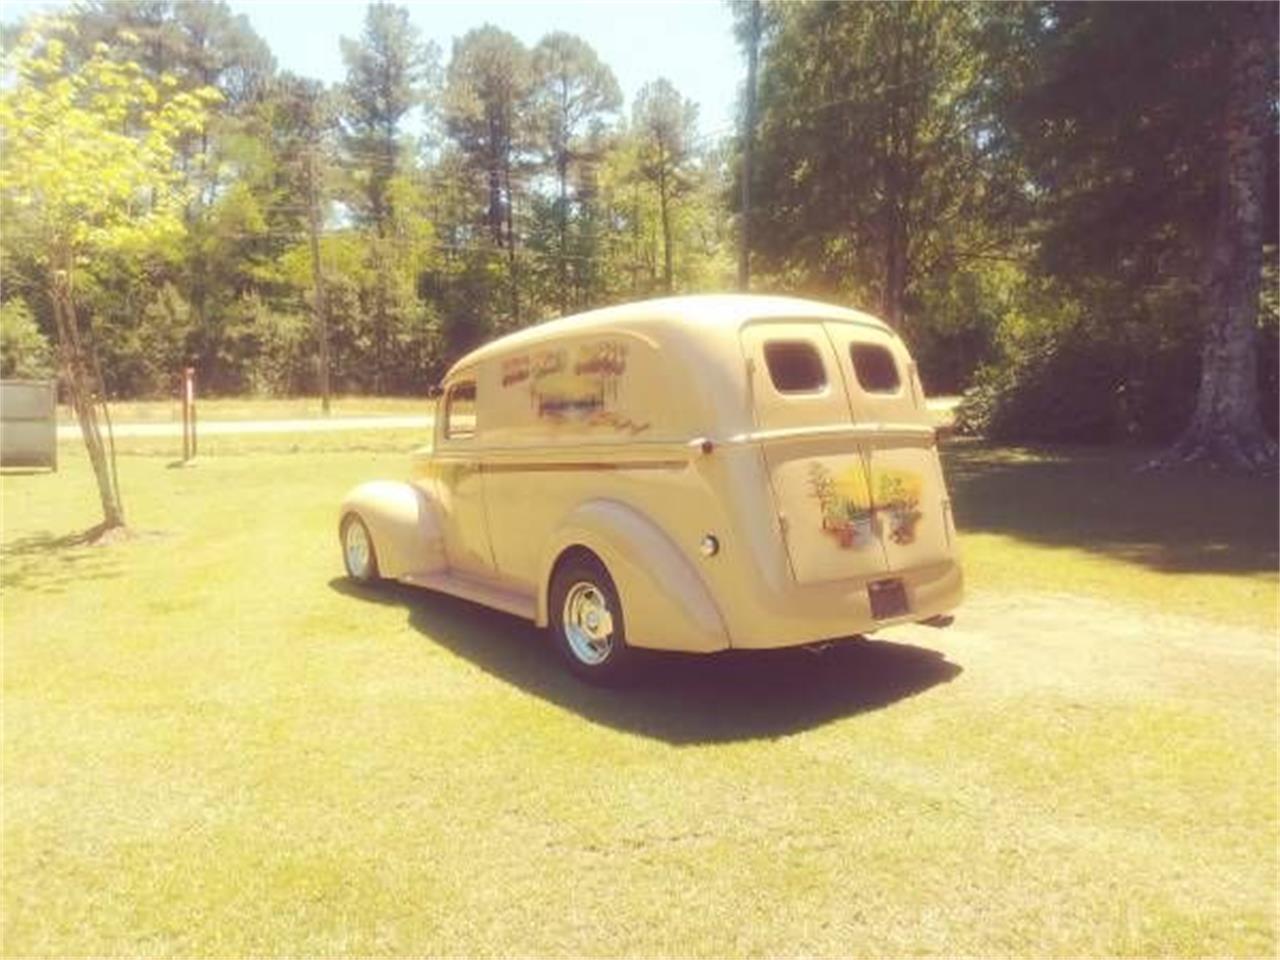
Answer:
xmin=49 ymin=269 xmax=125 ymax=532
xmin=557 ymin=148 xmax=570 ymax=312
xmin=488 ymin=113 xmax=504 ymax=247
xmin=488 ymin=163 xmax=504 ymax=246
xmin=880 ymin=11 xmax=908 ymax=332
xmin=882 ymin=220 xmax=906 ymax=330
xmin=372 ymin=236 xmax=387 ymax=395
xmin=504 ymin=158 xmax=521 ymax=328
xmin=307 ymin=147 xmax=331 ymax=415
xmin=631 ymin=182 xmax=642 ymax=295
xmin=1157 ymin=7 xmax=1276 ymax=471
xmin=738 ymin=0 xmax=762 ymax=292
xmin=504 ymin=158 xmax=517 ymax=262
xmin=658 ymin=144 xmax=673 ymax=294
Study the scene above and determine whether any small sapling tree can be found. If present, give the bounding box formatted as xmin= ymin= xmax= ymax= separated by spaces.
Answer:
xmin=0 ymin=19 xmax=218 ymax=535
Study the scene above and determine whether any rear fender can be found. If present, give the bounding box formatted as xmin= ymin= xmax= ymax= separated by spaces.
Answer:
xmin=339 ymin=480 xmax=445 ymax=579
xmin=537 ymin=499 xmax=729 ymax=653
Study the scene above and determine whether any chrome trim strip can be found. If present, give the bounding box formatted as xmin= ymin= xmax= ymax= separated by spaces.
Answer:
xmin=482 ymin=459 xmax=686 ymax=474
xmin=725 ymin=422 xmax=936 ymax=444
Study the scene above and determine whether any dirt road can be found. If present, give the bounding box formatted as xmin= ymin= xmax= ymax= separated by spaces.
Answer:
xmin=55 ymin=415 xmax=431 ymax=440
xmin=889 ymin=589 xmax=1275 ymax=703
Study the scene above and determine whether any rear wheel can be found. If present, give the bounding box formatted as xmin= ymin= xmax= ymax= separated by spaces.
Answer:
xmin=549 ymin=553 xmax=636 ymax=683
xmin=341 ymin=513 xmax=380 ymax=583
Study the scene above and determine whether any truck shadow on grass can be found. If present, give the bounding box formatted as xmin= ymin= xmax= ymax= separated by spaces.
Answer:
xmin=330 ymin=579 xmax=962 ymax=744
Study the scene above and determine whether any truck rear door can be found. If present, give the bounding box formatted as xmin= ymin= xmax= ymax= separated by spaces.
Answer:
xmin=822 ymin=322 xmax=953 ymax=574
xmin=740 ymin=322 xmax=891 ymax=584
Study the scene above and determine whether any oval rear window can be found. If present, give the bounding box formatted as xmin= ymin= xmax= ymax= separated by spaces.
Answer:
xmin=849 ymin=344 xmax=900 ymax=394
xmin=764 ymin=341 xmax=827 ymax=393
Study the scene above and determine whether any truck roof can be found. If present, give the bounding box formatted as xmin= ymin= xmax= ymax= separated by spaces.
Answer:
xmin=447 ymin=294 xmax=893 ymax=379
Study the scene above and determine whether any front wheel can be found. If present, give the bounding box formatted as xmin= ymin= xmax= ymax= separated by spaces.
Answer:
xmin=549 ymin=554 xmax=637 ymax=684
xmin=341 ymin=513 xmax=381 ymax=583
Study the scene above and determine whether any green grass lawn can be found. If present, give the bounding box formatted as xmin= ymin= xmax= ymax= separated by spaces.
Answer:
xmin=2 ymin=435 xmax=1276 ymax=956
xmin=946 ymin=441 xmax=1278 ymax=632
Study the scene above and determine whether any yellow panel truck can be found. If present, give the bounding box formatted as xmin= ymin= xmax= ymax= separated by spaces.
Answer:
xmin=339 ymin=294 xmax=962 ymax=682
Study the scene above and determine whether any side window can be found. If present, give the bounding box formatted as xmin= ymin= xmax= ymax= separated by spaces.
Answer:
xmin=444 ymin=380 xmax=477 ymax=439
xmin=763 ymin=341 xmax=827 ymax=393
xmin=849 ymin=344 xmax=900 ymax=394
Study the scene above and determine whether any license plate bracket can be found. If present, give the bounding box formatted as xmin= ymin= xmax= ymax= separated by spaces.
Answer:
xmin=868 ymin=578 xmax=909 ymax=620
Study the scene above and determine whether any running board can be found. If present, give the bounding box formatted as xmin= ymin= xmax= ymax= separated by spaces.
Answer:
xmin=401 ymin=570 xmax=537 ymax=621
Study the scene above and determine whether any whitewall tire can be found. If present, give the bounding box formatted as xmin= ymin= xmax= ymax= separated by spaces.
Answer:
xmin=341 ymin=513 xmax=381 ymax=583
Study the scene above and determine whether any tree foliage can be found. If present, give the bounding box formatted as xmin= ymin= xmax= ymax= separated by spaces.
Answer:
xmin=0 ymin=299 xmax=53 ymax=379
xmin=743 ymin=0 xmax=1275 ymax=464
xmin=632 ymin=79 xmax=701 ymax=293
xmin=748 ymin=2 xmax=1018 ymax=334
xmin=1 ymin=0 xmax=1273 ymax=472
xmin=958 ymin=1 xmax=1278 ymax=462
xmin=0 ymin=16 xmax=217 ymax=528
xmin=340 ymin=1 xmax=434 ymax=234
xmin=530 ymin=31 xmax=621 ymax=310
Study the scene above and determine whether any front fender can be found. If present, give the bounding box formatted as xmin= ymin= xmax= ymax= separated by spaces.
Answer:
xmin=537 ymin=499 xmax=729 ymax=654
xmin=339 ymin=480 xmax=445 ymax=579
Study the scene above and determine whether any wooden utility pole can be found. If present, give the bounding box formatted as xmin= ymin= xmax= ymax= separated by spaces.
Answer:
xmin=738 ymin=0 xmax=762 ymax=292
xmin=306 ymin=146 xmax=331 ymax=415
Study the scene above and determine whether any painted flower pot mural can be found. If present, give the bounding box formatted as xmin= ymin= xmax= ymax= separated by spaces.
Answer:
xmin=809 ymin=461 xmax=924 ymax=548
xmin=810 ymin=461 xmax=877 ymax=549
xmin=876 ymin=470 xmax=923 ymax=545
xmin=839 ymin=504 xmax=876 ymax=547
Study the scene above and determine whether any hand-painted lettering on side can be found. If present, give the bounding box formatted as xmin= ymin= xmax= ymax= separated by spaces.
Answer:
xmin=505 ymin=341 xmax=651 ymax=434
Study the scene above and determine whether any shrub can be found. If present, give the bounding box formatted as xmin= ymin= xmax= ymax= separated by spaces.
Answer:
xmin=953 ymin=278 xmax=1198 ymax=444
xmin=0 ymin=299 xmax=53 ymax=380
xmin=955 ymin=313 xmax=1126 ymax=443
xmin=246 ymin=306 xmax=314 ymax=397
xmin=951 ymin=274 xmax=1274 ymax=445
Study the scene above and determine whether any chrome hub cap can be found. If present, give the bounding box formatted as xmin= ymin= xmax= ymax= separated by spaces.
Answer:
xmin=563 ymin=581 xmax=615 ymax=665
xmin=344 ymin=519 xmax=371 ymax=578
